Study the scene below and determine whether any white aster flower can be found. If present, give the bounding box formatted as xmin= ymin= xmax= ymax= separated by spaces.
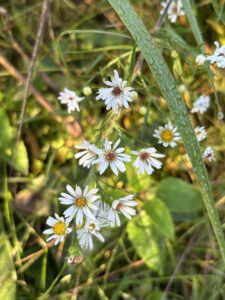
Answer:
xmin=196 ymin=54 xmax=207 ymax=66
xmin=132 ymin=148 xmax=165 ymax=175
xmin=160 ymin=0 xmax=185 ymax=23
xmin=202 ymin=146 xmax=215 ymax=162
xmin=59 ymin=185 xmax=99 ymax=225
xmin=58 ymin=88 xmax=84 ymax=113
xmin=108 ymin=195 xmax=137 ymax=227
xmin=75 ymin=140 xmax=97 ymax=168
xmin=191 ymin=95 xmax=210 ymax=114
xmin=43 ymin=213 xmax=72 ymax=246
xmin=153 ymin=122 xmax=181 ymax=147
xmin=194 ymin=126 xmax=207 ymax=142
xmin=77 ymin=218 xmax=104 ymax=250
xmin=207 ymin=41 xmax=225 ymax=68
xmin=92 ymin=138 xmax=131 ymax=176
xmin=96 ymin=70 xmax=134 ymax=114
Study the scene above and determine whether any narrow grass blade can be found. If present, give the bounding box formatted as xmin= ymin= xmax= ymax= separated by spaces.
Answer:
xmin=107 ymin=0 xmax=225 ymax=262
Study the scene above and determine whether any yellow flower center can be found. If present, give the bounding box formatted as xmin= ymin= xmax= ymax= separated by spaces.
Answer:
xmin=196 ymin=131 xmax=201 ymax=135
xmin=89 ymin=223 xmax=96 ymax=230
xmin=161 ymin=130 xmax=173 ymax=142
xmin=75 ymin=197 xmax=87 ymax=207
xmin=53 ymin=221 xmax=66 ymax=235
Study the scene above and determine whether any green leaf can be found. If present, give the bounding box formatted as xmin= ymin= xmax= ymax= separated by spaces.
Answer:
xmin=0 ymin=215 xmax=17 ymax=300
xmin=127 ymin=211 xmax=165 ymax=275
xmin=0 ymin=108 xmax=29 ymax=174
xmin=156 ymin=177 xmax=203 ymax=213
xmin=144 ymin=197 xmax=174 ymax=240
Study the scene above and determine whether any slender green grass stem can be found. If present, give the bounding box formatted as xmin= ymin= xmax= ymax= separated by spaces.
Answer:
xmin=107 ymin=0 xmax=225 ymax=263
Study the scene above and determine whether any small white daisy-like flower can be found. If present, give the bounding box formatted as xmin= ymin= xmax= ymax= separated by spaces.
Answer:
xmin=191 ymin=95 xmax=210 ymax=114
xmin=202 ymin=146 xmax=215 ymax=162
xmin=196 ymin=54 xmax=207 ymax=66
xmin=153 ymin=122 xmax=181 ymax=147
xmin=96 ymin=70 xmax=134 ymax=114
xmin=77 ymin=218 xmax=104 ymax=250
xmin=43 ymin=213 xmax=72 ymax=246
xmin=160 ymin=0 xmax=185 ymax=23
xmin=207 ymin=41 xmax=225 ymax=68
xmin=74 ymin=140 xmax=97 ymax=168
xmin=132 ymin=148 xmax=165 ymax=175
xmin=92 ymin=138 xmax=131 ymax=176
xmin=194 ymin=126 xmax=207 ymax=142
xmin=59 ymin=185 xmax=99 ymax=225
xmin=108 ymin=195 xmax=137 ymax=227
xmin=58 ymin=88 xmax=84 ymax=113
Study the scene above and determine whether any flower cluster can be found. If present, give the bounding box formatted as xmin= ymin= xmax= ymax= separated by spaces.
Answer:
xmin=45 ymin=64 xmax=217 ymax=256
xmin=190 ymin=94 xmax=215 ymax=162
xmin=75 ymin=137 xmax=169 ymax=176
xmin=57 ymin=70 xmax=136 ymax=115
xmin=196 ymin=41 xmax=225 ymax=69
xmin=44 ymin=184 xmax=137 ymax=250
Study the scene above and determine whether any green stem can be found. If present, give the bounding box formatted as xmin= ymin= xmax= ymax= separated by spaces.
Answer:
xmin=107 ymin=0 xmax=225 ymax=263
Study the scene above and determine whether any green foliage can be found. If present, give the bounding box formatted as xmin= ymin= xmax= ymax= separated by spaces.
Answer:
xmin=156 ymin=177 xmax=203 ymax=213
xmin=0 ymin=215 xmax=17 ymax=300
xmin=127 ymin=211 xmax=166 ymax=275
xmin=0 ymin=108 xmax=29 ymax=174
xmin=126 ymin=163 xmax=154 ymax=193
xmin=144 ymin=197 xmax=175 ymax=240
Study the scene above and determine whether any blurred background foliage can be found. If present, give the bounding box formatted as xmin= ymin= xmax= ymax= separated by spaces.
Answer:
xmin=0 ymin=0 xmax=225 ymax=299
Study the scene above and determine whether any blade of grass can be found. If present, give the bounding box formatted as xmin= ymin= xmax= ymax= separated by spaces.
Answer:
xmin=107 ymin=0 xmax=225 ymax=263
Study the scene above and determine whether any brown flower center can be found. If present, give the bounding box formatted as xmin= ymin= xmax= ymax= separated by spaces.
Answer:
xmin=112 ymin=86 xmax=122 ymax=96
xmin=75 ymin=197 xmax=87 ymax=207
xmin=116 ymin=202 xmax=122 ymax=211
xmin=105 ymin=151 xmax=116 ymax=161
xmin=140 ymin=152 xmax=149 ymax=161
xmin=69 ymin=97 xmax=74 ymax=101
xmin=161 ymin=130 xmax=173 ymax=142
xmin=53 ymin=221 xmax=66 ymax=235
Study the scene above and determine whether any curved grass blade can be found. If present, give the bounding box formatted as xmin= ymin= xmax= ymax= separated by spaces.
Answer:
xmin=107 ymin=0 xmax=225 ymax=262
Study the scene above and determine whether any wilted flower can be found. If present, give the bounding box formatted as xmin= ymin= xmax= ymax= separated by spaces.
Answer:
xmin=75 ymin=140 xmax=97 ymax=168
xmin=132 ymin=148 xmax=165 ymax=175
xmin=202 ymin=146 xmax=215 ymax=162
xmin=195 ymin=126 xmax=207 ymax=142
xmin=58 ymin=88 xmax=84 ymax=113
xmin=59 ymin=185 xmax=99 ymax=225
xmin=92 ymin=138 xmax=131 ymax=176
xmin=43 ymin=213 xmax=72 ymax=246
xmin=218 ymin=111 xmax=224 ymax=120
xmin=206 ymin=41 xmax=225 ymax=68
xmin=96 ymin=70 xmax=135 ymax=114
xmin=160 ymin=0 xmax=185 ymax=23
xmin=153 ymin=122 xmax=181 ymax=147
xmin=191 ymin=95 xmax=210 ymax=114
xmin=108 ymin=195 xmax=137 ymax=227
